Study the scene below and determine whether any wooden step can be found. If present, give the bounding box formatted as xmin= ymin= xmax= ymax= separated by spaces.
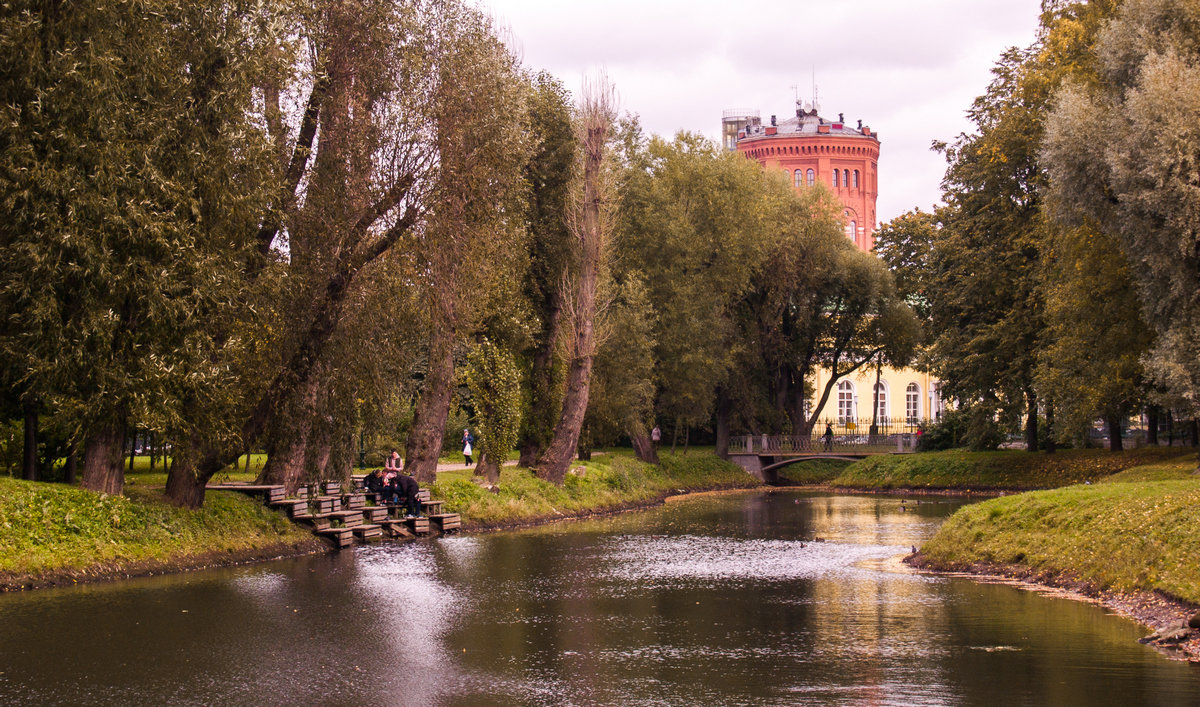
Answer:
xmin=298 ymin=516 xmax=332 ymax=531
xmin=322 ymin=480 xmax=341 ymax=496
xmin=327 ymin=510 xmax=363 ymax=526
xmin=343 ymin=494 xmax=366 ymax=510
xmin=429 ymin=513 xmax=461 ymax=532
xmin=405 ymin=516 xmax=430 ymax=534
xmin=362 ymin=507 xmax=389 ymax=523
xmin=315 ymin=527 xmax=354 ymax=548
xmin=420 ymin=499 xmax=444 ymax=512
xmin=349 ymin=524 xmax=382 ymax=540
xmin=311 ymin=496 xmax=339 ymax=514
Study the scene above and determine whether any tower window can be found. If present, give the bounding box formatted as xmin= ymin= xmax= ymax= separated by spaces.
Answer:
xmin=833 ymin=170 xmax=839 ymax=188
xmin=794 ymin=170 xmax=802 ymax=187
xmin=853 ymin=170 xmax=859 ymax=188
xmin=806 ymin=169 xmax=814 ymax=186
xmin=843 ymin=169 xmax=850 ymax=188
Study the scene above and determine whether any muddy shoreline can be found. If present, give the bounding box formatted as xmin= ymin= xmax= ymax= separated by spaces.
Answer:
xmin=905 ymin=553 xmax=1200 ymax=663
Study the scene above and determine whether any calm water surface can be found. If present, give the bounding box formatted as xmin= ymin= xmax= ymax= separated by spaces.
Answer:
xmin=2 ymin=490 xmax=1198 ymax=705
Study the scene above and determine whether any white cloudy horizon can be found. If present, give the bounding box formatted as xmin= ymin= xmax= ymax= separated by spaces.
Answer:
xmin=480 ymin=0 xmax=1045 ymax=225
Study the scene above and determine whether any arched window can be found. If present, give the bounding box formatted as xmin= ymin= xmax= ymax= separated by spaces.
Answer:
xmin=906 ymin=383 xmax=921 ymax=423
xmin=833 ymin=170 xmax=840 ymax=188
xmin=874 ymin=382 xmax=888 ymax=421
xmin=849 ymin=220 xmax=857 ymax=241
xmin=794 ymin=170 xmax=802 ymax=187
xmin=843 ymin=169 xmax=850 ymax=188
xmin=806 ymin=169 xmax=815 ymax=186
xmin=853 ymin=170 xmax=860 ymax=188
xmin=837 ymin=380 xmax=855 ymax=422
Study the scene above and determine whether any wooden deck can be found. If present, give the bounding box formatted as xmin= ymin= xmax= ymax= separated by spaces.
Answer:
xmin=208 ymin=475 xmax=454 ymax=548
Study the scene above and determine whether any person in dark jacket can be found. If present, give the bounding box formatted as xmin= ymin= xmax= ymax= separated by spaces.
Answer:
xmin=364 ymin=468 xmax=386 ymax=502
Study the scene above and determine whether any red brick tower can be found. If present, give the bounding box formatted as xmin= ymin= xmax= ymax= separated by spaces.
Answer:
xmin=732 ymin=104 xmax=880 ymax=251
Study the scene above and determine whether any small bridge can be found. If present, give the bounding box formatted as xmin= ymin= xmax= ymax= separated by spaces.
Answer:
xmin=727 ymin=434 xmax=917 ymax=483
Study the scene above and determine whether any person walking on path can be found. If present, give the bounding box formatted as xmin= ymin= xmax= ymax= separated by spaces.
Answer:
xmin=822 ymin=423 xmax=834 ymax=452
xmin=462 ymin=429 xmax=475 ymax=466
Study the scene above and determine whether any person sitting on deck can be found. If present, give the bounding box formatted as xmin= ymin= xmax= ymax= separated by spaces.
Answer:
xmin=364 ymin=468 xmax=386 ymax=502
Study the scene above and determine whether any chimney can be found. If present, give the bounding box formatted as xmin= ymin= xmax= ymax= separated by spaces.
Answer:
xmin=857 ymin=119 xmax=863 ymax=130
xmin=770 ymin=115 xmax=777 ymax=127
xmin=838 ymin=112 xmax=844 ymax=123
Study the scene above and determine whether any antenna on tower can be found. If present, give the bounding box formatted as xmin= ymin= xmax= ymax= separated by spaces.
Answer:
xmin=811 ymin=68 xmax=819 ymax=114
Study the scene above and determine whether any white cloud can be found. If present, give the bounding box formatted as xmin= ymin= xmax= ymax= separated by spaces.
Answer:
xmin=481 ymin=0 xmax=1044 ymax=223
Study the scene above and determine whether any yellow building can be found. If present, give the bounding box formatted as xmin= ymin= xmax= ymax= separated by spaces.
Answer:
xmin=808 ymin=367 xmax=945 ymax=430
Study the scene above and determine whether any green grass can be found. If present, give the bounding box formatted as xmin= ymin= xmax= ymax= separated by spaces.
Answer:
xmin=0 ymin=476 xmax=313 ymax=584
xmin=828 ymin=447 xmax=1190 ymax=490
xmin=431 ymin=450 xmax=757 ymax=527
xmin=919 ymin=477 xmax=1200 ymax=604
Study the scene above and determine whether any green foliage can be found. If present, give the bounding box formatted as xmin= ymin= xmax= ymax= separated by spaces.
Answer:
xmin=586 ymin=275 xmax=657 ymax=444
xmin=919 ymin=477 xmax=1200 ymax=603
xmin=0 ymin=477 xmax=311 ymax=580
xmin=774 ymin=459 xmax=855 ymax=485
xmin=464 ymin=339 xmax=523 ymax=468
xmin=916 ymin=408 xmax=969 ymax=451
xmin=1042 ymin=0 xmax=1200 ymax=416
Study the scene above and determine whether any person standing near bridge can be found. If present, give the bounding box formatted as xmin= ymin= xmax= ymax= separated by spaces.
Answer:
xmin=822 ymin=423 xmax=834 ymax=452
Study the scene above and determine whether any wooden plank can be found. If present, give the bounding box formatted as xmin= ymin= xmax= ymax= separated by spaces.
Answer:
xmin=322 ymin=481 xmax=341 ymax=495
xmin=429 ymin=513 xmax=461 ymax=532
xmin=419 ymin=499 xmax=444 ymax=511
xmin=343 ymin=494 xmax=365 ymax=510
xmin=362 ymin=507 xmax=388 ymax=522
xmin=328 ymin=510 xmax=363 ymax=526
xmin=405 ymin=517 xmax=430 ymax=534
xmin=349 ymin=524 xmax=382 ymax=540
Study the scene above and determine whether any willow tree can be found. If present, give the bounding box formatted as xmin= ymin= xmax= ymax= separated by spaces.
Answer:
xmin=0 ymin=1 xmax=285 ymax=496
xmin=534 ymin=79 xmax=617 ymax=484
xmin=1041 ymin=0 xmax=1200 ymax=456
xmin=401 ymin=7 xmax=531 ymax=483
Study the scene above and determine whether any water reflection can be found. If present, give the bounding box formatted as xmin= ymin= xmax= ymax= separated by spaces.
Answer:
xmin=0 ymin=491 xmax=1197 ymax=706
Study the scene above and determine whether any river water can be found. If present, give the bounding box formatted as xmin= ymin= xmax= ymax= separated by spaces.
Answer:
xmin=1 ymin=490 xmax=1198 ymax=705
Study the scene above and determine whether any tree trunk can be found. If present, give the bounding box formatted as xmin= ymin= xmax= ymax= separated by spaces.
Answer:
xmin=128 ymin=431 xmax=136 ymax=471
xmin=258 ymin=376 xmax=319 ymax=494
xmin=629 ymin=426 xmax=659 ymax=464
xmin=714 ymin=387 xmax=731 ymax=460
xmin=22 ymin=398 xmax=37 ymax=481
xmin=535 ymin=331 xmax=595 ymax=484
xmin=64 ymin=444 xmax=78 ymax=485
xmin=1106 ymin=413 xmax=1124 ymax=452
xmin=1024 ymin=389 xmax=1039 ymax=452
xmin=1189 ymin=418 xmax=1199 ymax=447
xmin=1146 ymin=405 xmax=1159 ymax=446
xmin=81 ymin=422 xmax=126 ymax=495
xmin=405 ymin=310 xmax=456 ymax=484
xmin=164 ymin=438 xmax=207 ymax=509
xmin=149 ymin=431 xmax=157 ymax=472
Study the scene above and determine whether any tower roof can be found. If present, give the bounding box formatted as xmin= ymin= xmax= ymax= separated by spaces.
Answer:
xmin=738 ymin=107 xmax=877 ymax=142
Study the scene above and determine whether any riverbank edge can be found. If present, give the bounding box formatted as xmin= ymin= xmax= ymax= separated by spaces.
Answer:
xmin=457 ymin=481 xmax=760 ymax=533
xmin=0 ymin=476 xmax=759 ymax=592
xmin=904 ymin=553 xmax=1200 ymax=663
xmin=0 ymin=537 xmax=327 ymax=593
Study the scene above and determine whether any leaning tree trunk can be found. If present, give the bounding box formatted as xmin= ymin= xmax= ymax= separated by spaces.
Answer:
xmin=1146 ymin=405 xmax=1159 ymax=446
xmin=258 ymin=376 xmax=320 ymax=495
xmin=1106 ymin=413 xmax=1124 ymax=452
xmin=536 ymin=324 xmax=596 ymax=484
xmin=405 ymin=307 xmax=456 ymax=484
xmin=81 ymin=422 xmax=126 ymax=495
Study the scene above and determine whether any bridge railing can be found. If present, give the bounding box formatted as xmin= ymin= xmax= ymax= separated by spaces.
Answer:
xmin=729 ymin=420 xmax=923 ymax=455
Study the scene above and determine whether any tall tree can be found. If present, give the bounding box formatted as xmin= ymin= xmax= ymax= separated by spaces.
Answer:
xmin=515 ymin=73 xmax=576 ymax=468
xmin=402 ymin=5 xmax=531 ymax=483
xmin=535 ymin=78 xmax=617 ymax=484
xmin=1041 ymin=0 xmax=1200 ymax=458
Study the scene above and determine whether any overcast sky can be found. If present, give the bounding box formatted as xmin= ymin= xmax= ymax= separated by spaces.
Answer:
xmin=478 ymin=0 xmax=1045 ymax=225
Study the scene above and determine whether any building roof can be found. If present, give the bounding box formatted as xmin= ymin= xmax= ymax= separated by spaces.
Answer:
xmin=737 ymin=106 xmax=877 ymax=142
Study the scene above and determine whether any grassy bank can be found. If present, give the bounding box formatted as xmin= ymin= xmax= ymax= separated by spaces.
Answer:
xmin=432 ymin=450 xmax=758 ymax=528
xmin=0 ymin=477 xmax=317 ymax=590
xmin=916 ymin=476 xmax=1200 ymax=604
xmin=817 ymin=447 xmax=1189 ymax=491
